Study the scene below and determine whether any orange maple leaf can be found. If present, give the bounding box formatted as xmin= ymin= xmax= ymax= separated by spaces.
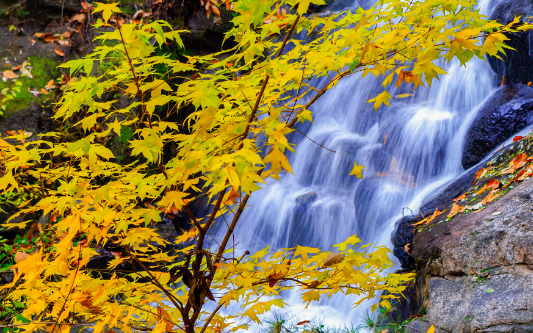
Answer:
xmin=447 ymin=202 xmax=466 ymax=218
xmin=453 ymin=194 xmax=466 ymax=202
xmin=225 ymin=188 xmax=241 ymax=205
xmin=413 ymin=209 xmax=441 ymax=226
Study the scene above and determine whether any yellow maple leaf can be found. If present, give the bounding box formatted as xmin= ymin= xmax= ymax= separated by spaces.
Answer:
xmin=92 ymin=2 xmax=122 ymax=23
xmin=350 ymin=161 xmax=365 ymax=178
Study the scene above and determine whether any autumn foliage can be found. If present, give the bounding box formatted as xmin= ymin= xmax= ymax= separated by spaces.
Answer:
xmin=0 ymin=0 xmax=530 ymax=332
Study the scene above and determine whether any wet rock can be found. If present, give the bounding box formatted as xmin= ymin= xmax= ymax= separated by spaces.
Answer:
xmin=295 ymin=192 xmax=317 ymax=206
xmin=26 ymin=0 xmax=83 ymax=12
xmin=462 ymin=84 xmax=533 ymax=169
xmin=0 ymin=271 xmax=14 ymax=284
xmin=420 ymin=164 xmax=485 ymax=217
xmin=183 ymin=6 xmax=236 ymax=54
xmin=488 ymin=0 xmax=533 ymax=84
xmin=391 ymin=215 xmax=416 ymax=270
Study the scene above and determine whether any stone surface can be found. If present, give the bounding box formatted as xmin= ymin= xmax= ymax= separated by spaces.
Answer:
xmin=391 ymin=162 xmax=484 ymax=269
xmin=462 ymin=84 xmax=533 ymax=169
xmin=488 ymin=0 xmax=533 ymax=84
xmin=407 ymin=177 xmax=533 ymax=332
xmin=413 ymin=177 xmax=533 ymax=275
xmin=295 ymin=192 xmax=317 ymax=206
xmin=427 ymin=271 xmax=533 ymax=333
xmin=403 ymin=320 xmax=447 ymax=333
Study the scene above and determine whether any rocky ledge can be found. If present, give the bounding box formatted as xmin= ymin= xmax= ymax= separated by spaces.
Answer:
xmin=389 ymin=131 xmax=533 ymax=332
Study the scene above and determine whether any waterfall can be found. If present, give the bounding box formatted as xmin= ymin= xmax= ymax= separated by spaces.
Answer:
xmin=214 ymin=0 xmax=500 ymax=328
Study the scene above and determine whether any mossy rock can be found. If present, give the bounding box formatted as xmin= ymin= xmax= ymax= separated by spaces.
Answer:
xmin=0 ymin=56 xmax=59 ymax=117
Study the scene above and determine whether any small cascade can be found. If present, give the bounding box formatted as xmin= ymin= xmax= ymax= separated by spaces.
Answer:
xmin=216 ymin=0 xmax=500 ymax=327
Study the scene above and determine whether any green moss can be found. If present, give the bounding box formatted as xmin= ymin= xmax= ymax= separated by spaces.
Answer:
xmin=0 ymin=56 xmax=60 ymax=117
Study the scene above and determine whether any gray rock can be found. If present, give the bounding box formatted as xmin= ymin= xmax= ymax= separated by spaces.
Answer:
xmin=403 ymin=320 xmax=447 ymax=333
xmin=427 ymin=271 xmax=533 ymax=332
xmin=462 ymin=84 xmax=533 ymax=169
xmin=295 ymin=192 xmax=317 ymax=206
xmin=408 ymin=177 xmax=533 ymax=332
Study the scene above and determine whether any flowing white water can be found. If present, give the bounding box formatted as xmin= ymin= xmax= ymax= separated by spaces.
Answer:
xmin=215 ymin=0 xmax=501 ymax=328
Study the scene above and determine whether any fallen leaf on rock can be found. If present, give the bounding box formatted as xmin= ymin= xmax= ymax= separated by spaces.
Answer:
xmin=513 ymin=153 xmax=528 ymax=169
xmin=54 ymin=49 xmax=65 ymax=57
xmin=404 ymin=243 xmax=410 ymax=253
xmin=3 ymin=70 xmax=17 ymax=79
xmin=491 ymin=211 xmax=501 ymax=216
xmin=473 ymin=168 xmax=488 ymax=185
xmin=12 ymin=65 xmax=21 ymax=71
xmin=58 ymin=40 xmax=70 ymax=46
xmin=413 ymin=209 xmax=441 ymax=226
xmin=482 ymin=189 xmax=500 ymax=205
xmin=133 ymin=10 xmax=150 ymax=20
xmin=513 ymin=136 xmax=524 ymax=142
xmin=71 ymin=13 xmax=86 ymax=23
xmin=447 ymin=202 xmax=466 ymax=218
xmin=44 ymin=34 xmax=59 ymax=43
xmin=476 ymin=184 xmax=488 ymax=195
xmin=453 ymin=194 xmax=466 ymax=202
xmin=62 ymin=31 xmax=71 ymax=38
xmin=486 ymin=179 xmax=500 ymax=189
xmin=46 ymin=79 xmax=55 ymax=89
xmin=20 ymin=68 xmax=32 ymax=79
xmin=211 ymin=5 xmax=221 ymax=17
xmin=502 ymin=153 xmax=528 ymax=174
xmin=14 ymin=251 xmax=28 ymax=263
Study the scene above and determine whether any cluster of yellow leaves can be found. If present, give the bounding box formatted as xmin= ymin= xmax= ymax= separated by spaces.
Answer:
xmin=0 ymin=0 xmax=531 ymax=331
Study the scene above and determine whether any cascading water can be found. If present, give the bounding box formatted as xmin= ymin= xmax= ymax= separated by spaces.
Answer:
xmin=216 ymin=0 xmax=501 ymax=328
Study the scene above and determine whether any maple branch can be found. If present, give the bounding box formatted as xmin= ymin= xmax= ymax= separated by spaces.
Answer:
xmin=50 ymin=244 xmax=83 ymax=333
xmin=183 ymin=204 xmax=203 ymax=232
xmin=239 ymin=14 xmax=300 ymax=150
xmin=126 ymin=248 xmax=183 ymax=311
xmin=114 ymin=13 xmax=148 ymax=126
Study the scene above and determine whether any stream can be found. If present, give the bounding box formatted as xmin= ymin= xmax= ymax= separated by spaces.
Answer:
xmin=215 ymin=0 xmax=500 ymax=328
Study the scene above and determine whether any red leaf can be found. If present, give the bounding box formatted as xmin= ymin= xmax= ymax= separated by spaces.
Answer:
xmin=297 ymin=321 xmax=310 ymax=326
xmin=54 ymin=49 xmax=65 ymax=57
xmin=513 ymin=136 xmax=524 ymax=142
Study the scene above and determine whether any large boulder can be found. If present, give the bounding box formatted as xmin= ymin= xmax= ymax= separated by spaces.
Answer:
xmin=462 ymin=84 xmax=533 ymax=169
xmin=487 ymin=0 xmax=533 ymax=84
xmin=391 ymin=162 xmax=485 ymax=270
